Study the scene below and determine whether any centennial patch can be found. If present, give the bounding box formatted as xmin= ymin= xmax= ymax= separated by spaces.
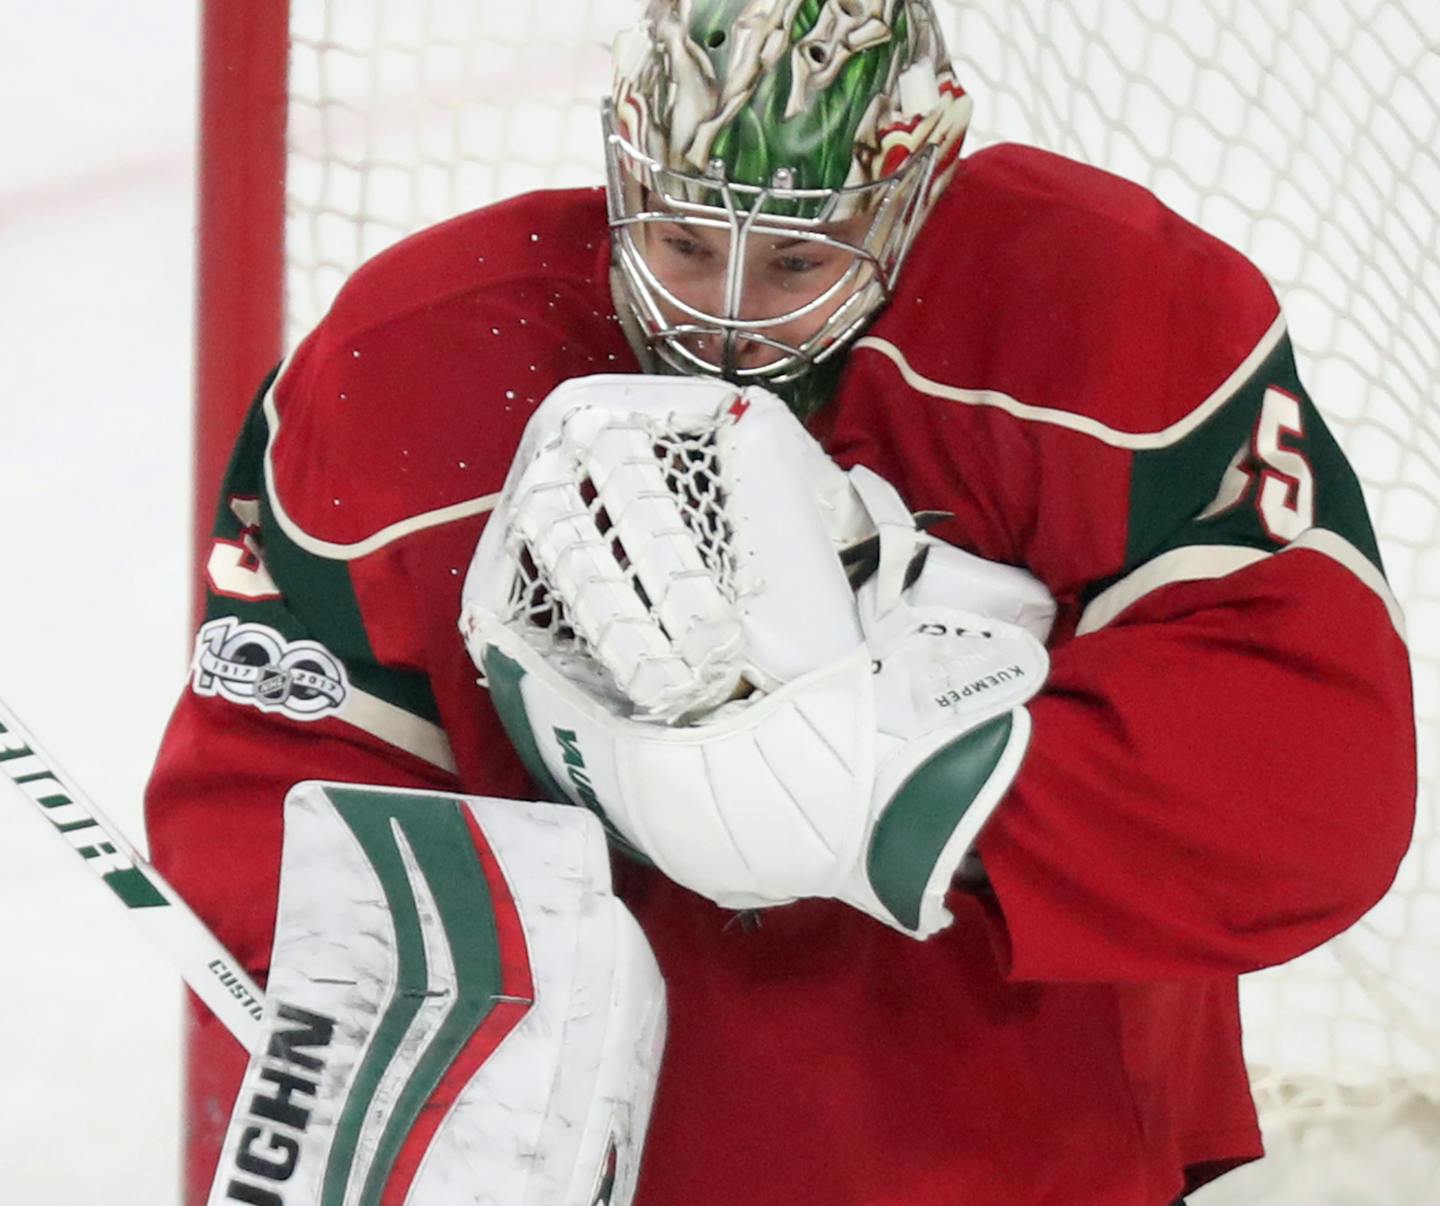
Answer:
xmin=191 ymin=617 xmax=348 ymax=721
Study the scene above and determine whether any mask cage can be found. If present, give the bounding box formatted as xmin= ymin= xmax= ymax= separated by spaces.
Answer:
xmin=603 ymin=102 xmax=938 ymax=384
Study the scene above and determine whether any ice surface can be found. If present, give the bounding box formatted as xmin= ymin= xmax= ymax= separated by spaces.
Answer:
xmin=0 ymin=2 xmax=196 ymax=1201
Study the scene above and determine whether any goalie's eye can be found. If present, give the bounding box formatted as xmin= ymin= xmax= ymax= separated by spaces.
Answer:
xmin=658 ymin=231 xmax=714 ymax=263
xmin=776 ymin=252 xmax=826 ymax=275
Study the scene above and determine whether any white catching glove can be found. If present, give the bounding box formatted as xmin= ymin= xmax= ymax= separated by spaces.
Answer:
xmin=464 ymin=372 xmax=865 ymax=724
xmin=461 ymin=374 xmax=1054 ymax=939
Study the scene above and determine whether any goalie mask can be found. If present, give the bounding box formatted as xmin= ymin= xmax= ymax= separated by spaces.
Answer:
xmin=606 ymin=0 xmax=973 ymax=416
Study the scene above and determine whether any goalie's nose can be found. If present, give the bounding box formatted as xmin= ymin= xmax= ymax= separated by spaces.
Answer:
xmin=691 ymin=328 xmax=787 ymax=371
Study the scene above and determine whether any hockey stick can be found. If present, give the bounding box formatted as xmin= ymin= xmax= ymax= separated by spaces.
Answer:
xmin=0 ymin=694 xmax=264 ymax=1052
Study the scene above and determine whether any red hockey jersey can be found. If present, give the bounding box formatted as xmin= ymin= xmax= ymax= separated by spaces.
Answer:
xmin=147 ymin=145 xmax=1416 ymax=1205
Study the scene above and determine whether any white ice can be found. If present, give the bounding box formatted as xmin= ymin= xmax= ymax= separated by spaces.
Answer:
xmin=0 ymin=2 xmax=195 ymax=1200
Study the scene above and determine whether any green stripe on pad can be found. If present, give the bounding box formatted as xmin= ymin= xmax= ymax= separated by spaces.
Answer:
xmin=867 ymin=714 xmax=1014 ymax=931
xmin=319 ymin=785 xmax=512 ymax=1206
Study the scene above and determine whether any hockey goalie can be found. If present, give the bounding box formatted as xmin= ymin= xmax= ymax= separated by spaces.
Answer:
xmin=145 ymin=2 xmax=1415 ymax=1203
xmin=194 ymin=372 xmax=1057 ymax=1204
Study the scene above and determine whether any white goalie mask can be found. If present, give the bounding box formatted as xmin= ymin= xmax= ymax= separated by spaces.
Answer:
xmin=605 ymin=0 xmax=973 ymax=413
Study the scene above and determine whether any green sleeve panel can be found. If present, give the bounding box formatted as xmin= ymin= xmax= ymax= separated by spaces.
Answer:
xmin=200 ymin=375 xmax=442 ymax=729
xmin=1118 ymin=332 xmax=1383 ymax=589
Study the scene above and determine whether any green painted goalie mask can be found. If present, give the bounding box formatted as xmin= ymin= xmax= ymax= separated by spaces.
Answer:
xmin=605 ymin=0 xmax=972 ymax=409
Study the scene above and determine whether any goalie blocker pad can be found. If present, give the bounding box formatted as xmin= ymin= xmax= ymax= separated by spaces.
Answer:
xmin=208 ymin=782 xmax=666 ymax=1206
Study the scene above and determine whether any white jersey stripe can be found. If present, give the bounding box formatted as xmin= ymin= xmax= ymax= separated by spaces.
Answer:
xmin=225 ymin=362 xmax=464 ymax=773
xmin=854 ymin=312 xmax=1289 ymax=450
xmin=341 ymin=686 xmax=458 ymax=775
xmin=1077 ymin=530 xmax=1407 ymax=641
xmin=260 ymin=366 xmax=499 ymax=561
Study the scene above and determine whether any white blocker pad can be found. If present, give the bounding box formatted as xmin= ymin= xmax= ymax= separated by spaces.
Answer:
xmin=207 ymin=782 xmax=666 ymax=1206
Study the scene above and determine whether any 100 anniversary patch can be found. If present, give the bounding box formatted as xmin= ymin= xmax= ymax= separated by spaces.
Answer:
xmin=191 ymin=617 xmax=348 ymax=721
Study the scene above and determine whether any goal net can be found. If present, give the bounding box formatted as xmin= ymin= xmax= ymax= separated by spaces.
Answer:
xmin=199 ymin=2 xmax=1440 ymax=1201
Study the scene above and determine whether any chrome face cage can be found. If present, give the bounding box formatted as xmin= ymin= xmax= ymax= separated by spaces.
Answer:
xmin=602 ymin=102 xmax=938 ymax=384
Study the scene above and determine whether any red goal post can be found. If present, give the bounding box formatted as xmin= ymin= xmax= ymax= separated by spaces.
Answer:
xmin=196 ymin=3 xmax=1439 ymax=1202
xmin=195 ymin=0 xmax=290 ymax=627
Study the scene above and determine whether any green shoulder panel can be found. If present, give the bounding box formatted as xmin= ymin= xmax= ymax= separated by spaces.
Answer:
xmin=195 ymin=374 xmax=444 ymax=740
xmin=1118 ymin=332 xmax=1383 ymax=588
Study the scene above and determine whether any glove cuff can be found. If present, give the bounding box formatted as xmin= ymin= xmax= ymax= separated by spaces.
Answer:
xmin=861 ymin=707 xmax=1032 ymax=937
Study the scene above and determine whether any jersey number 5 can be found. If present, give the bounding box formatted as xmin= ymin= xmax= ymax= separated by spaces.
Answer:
xmin=206 ymin=497 xmax=282 ymax=600
xmin=1200 ymin=385 xmax=1316 ymax=542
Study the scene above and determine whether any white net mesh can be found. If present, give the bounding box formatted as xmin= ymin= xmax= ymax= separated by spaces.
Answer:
xmin=282 ymin=1 xmax=1440 ymax=1200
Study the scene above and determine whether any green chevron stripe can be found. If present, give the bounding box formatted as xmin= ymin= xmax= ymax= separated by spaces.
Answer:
xmin=319 ymin=786 xmax=509 ymax=1206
